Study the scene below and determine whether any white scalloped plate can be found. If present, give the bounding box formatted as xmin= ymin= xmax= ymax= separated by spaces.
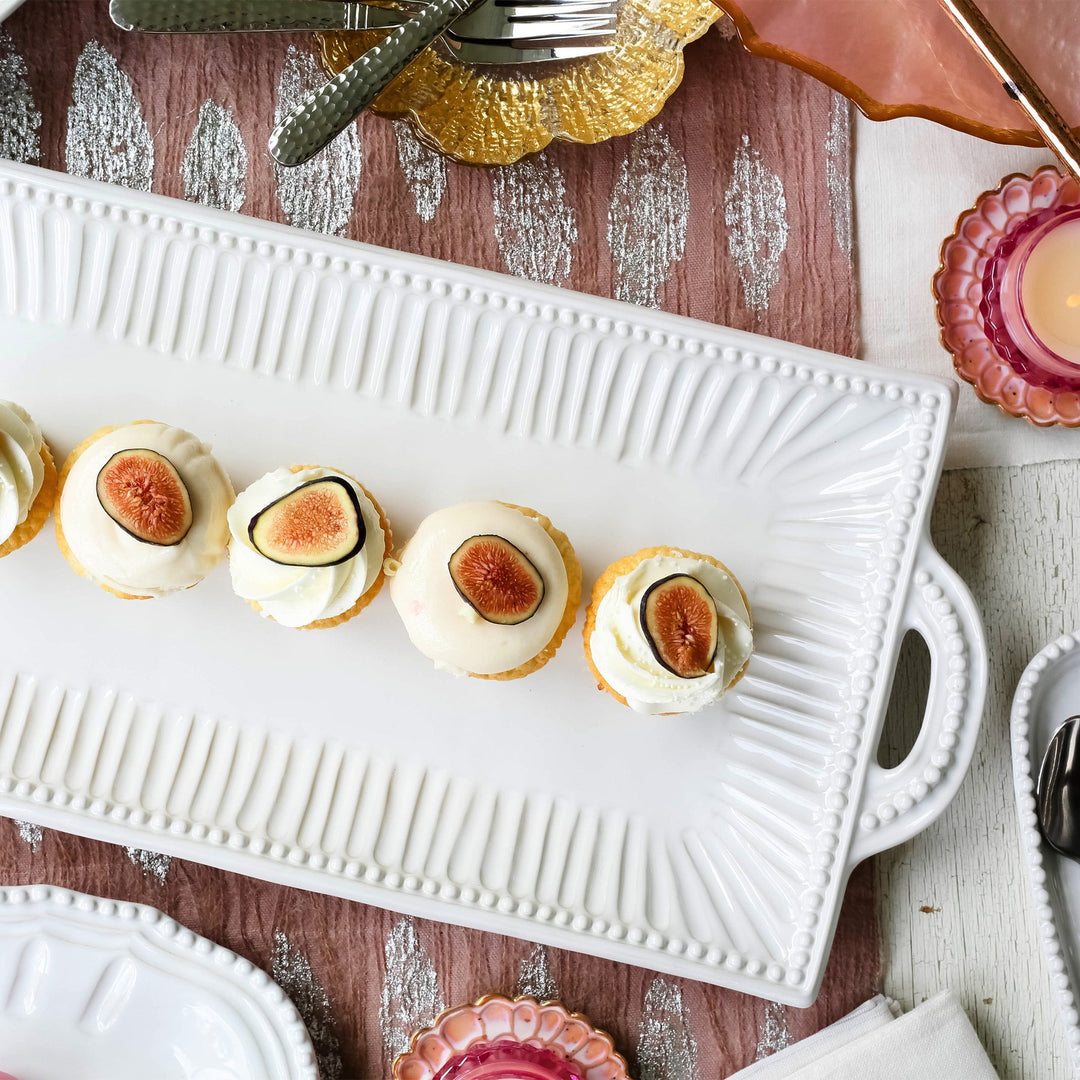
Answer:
xmin=1011 ymin=632 xmax=1080 ymax=1070
xmin=0 ymin=162 xmax=987 ymax=1006
xmin=0 ymin=884 xmax=317 ymax=1080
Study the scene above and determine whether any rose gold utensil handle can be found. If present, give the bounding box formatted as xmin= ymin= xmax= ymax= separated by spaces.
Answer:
xmin=940 ymin=0 xmax=1080 ymax=183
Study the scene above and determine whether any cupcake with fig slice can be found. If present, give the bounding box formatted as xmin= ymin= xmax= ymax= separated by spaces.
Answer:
xmin=386 ymin=501 xmax=580 ymax=680
xmin=583 ymin=546 xmax=752 ymax=714
xmin=55 ymin=421 xmax=234 ymax=599
xmin=227 ymin=466 xmax=391 ymax=629
xmin=0 ymin=400 xmax=57 ymax=559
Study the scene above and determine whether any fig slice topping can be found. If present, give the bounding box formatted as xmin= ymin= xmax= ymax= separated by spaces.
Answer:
xmin=96 ymin=448 xmax=193 ymax=546
xmin=639 ymin=573 xmax=718 ymax=679
xmin=248 ymin=476 xmax=365 ymax=567
xmin=448 ymin=534 xmax=545 ymax=625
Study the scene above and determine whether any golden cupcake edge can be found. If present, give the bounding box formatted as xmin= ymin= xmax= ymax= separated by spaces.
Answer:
xmin=583 ymin=545 xmax=752 ymax=712
xmin=467 ymin=501 xmax=581 ymax=681
xmin=54 ymin=421 xmax=158 ymax=600
xmin=244 ymin=464 xmax=393 ymax=631
xmin=0 ymin=440 xmax=57 ymax=559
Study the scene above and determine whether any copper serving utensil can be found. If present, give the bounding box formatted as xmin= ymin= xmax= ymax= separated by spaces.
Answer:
xmin=940 ymin=0 xmax=1080 ymax=183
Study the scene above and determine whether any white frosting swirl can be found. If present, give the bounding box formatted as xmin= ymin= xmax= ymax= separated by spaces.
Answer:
xmin=388 ymin=502 xmax=569 ymax=676
xmin=59 ymin=423 xmax=233 ymax=597
xmin=228 ymin=467 xmax=385 ymax=628
xmin=589 ymin=554 xmax=753 ymax=715
xmin=0 ymin=400 xmax=45 ymax=543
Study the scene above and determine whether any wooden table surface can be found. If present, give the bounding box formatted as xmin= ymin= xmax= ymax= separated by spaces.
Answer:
xmin=853 ymin=110 xmax=1074 ymax=1079
xmin=873 ymin=461 xmax=1074 ymax=1080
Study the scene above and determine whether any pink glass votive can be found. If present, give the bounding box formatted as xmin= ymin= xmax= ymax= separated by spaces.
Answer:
xmin=433 ymin=1042 xmax=584 ymax=1080
xmin=981 ymin=204 xmax=1080 ymax=389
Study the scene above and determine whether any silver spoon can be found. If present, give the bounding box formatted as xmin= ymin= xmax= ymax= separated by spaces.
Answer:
xmin=1037 ymin=715 xmax=1080 ymax=857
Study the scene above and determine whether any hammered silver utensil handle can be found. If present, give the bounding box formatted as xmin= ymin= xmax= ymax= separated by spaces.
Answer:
xmin=110 ymin=0 xmax=368 ymax=32
xmin=268 ymin=0 xmax=474 ymax=167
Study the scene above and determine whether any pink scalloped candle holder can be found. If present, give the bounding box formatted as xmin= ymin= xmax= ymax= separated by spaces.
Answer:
xmin=935 ymin=167 xmax=1080 ymax=426
xmin=981 ymin=204 xmax=1080 ymax=388
xmin=392 ymin=997 xmax=628 ymax=1080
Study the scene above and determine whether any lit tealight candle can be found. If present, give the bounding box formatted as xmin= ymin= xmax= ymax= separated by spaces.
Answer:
xmin=1020 ymin=213 xmax=1080 ymax=366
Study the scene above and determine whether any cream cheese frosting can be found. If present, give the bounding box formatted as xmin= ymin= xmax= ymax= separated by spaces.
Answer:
xmin=59 ymin=422 xmax=233 ymax=597
xmin=0 ymin=400 xmax=45 ymax=544
xmin=590 ymin=554 xmax=753 ymax=715
xmin=228 ymin=467 xmax=385 ymax=628
xmin=387 ymin=501 xmax=569 ymax=676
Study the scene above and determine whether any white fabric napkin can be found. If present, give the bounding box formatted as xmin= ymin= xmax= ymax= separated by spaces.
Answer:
xmin=854 ymin=112 xmax=1079 ymax=470
xmin=729 ymin=992 xmax=999 ymax=1079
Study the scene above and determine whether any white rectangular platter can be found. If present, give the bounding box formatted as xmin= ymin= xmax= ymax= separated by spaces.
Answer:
xmin=0 ymin=162 xmax=986 ymax=1006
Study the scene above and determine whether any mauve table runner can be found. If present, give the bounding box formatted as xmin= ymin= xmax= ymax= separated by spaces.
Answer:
xmin=0 ymin=7 xmax=872 ymax=1077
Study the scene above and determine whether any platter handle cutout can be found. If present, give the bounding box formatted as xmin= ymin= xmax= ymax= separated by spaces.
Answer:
xmin=849 ymin=537 xmax=987 ymax=864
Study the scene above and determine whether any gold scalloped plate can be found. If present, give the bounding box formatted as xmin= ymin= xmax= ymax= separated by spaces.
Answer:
xmin=317 ymin=0 xmax=719 ymax=165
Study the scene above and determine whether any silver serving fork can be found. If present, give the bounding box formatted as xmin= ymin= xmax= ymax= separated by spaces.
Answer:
xmin=447 ymin=38 xmax=609 ymax=63
xmin=109 ymin=0 xmax=615 ymax=64
xmin=268 ymin=0 xmax=618 ymax=166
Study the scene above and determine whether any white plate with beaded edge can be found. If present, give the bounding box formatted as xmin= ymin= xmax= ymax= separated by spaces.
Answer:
xmin=1012 ymin=632 xmax=1080 ymax=1073
xmin=0 ymin=161 xmax=987 ymax=1006
xmin=0 ymin=884 xmax=317 ymax=1080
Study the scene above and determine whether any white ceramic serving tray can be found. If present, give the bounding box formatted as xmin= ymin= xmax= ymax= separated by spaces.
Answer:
xmin=1012 ymin=632 xmax=1080 ymax=1070
xmin=0 ymin=883 xmax=317 ymax=1079
xmin=0 ymin=162 xmax=987 ymax=1006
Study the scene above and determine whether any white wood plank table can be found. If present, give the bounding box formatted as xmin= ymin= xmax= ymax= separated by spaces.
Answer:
xmin=857 ymin=113 xmax=1074 ymax=1079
